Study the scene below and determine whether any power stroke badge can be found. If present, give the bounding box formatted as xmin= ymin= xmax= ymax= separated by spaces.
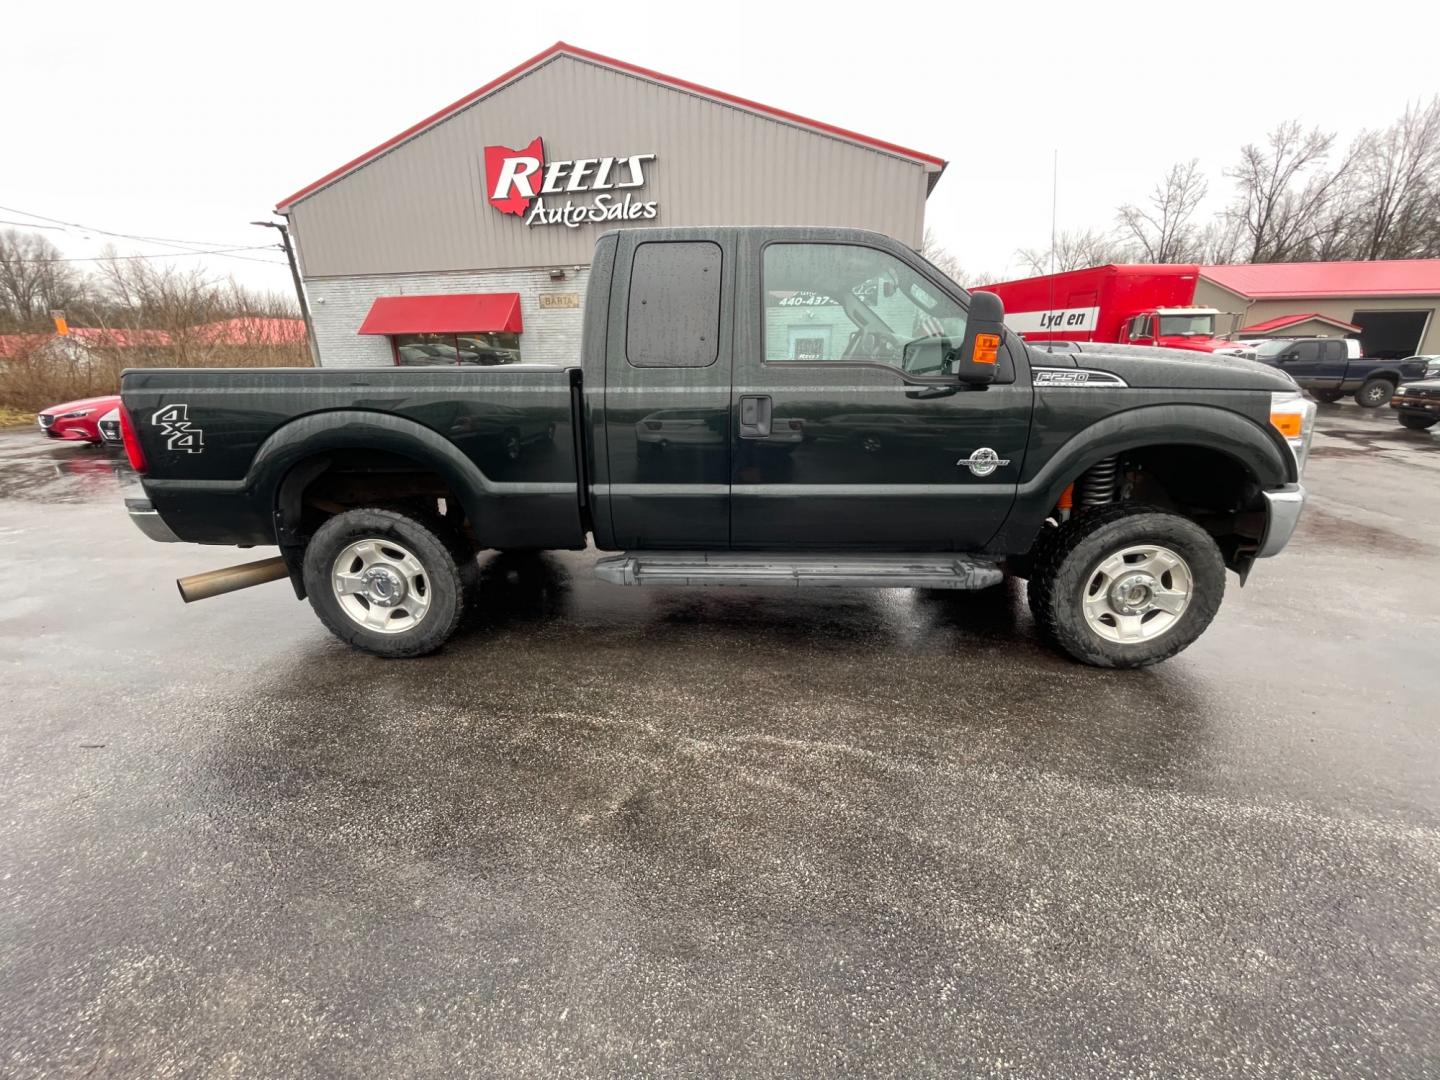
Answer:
xmin=960 ymin=447 xmax=1010 ymax=477
xmin=152 ymin=404 xmax=204 ymax=453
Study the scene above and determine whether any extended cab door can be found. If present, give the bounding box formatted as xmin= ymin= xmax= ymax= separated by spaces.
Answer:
xmin=729 ymin=233 xmax=1029 ymax=551
xmin=600 ymin=231 xmax=734 ymax=548
xmin=1278 ymin=339 xmax=1326 ymax=384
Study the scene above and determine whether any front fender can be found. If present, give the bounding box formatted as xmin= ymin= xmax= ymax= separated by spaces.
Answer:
xmin=994 ymin=402 xmax=1294 ymax=553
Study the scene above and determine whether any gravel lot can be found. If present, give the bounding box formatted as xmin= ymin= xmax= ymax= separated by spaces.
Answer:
xmin=1 ymin=405 xmax=1437 ymax=1079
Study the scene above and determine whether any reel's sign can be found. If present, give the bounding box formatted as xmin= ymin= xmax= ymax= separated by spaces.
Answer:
xmin=484 ymin=137 xmax=658 ymax=228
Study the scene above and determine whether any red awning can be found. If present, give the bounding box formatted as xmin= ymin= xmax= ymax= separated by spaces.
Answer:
xmin=358 ymin=293 xmax=523 ymax=335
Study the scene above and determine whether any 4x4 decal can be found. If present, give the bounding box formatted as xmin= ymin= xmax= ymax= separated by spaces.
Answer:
xmin=151 ymin=404 xmax=204 ymax=453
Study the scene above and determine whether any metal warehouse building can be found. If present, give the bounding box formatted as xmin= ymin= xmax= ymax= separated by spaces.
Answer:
xmin=275 ymin=42 xmax=946 ymax=368
xmin=1193 ymin=261 xmax=1440 ymax=359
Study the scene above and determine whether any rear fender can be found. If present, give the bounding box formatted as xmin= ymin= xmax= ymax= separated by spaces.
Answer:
xmin=249 ymin=410 xmax=579 ymax=552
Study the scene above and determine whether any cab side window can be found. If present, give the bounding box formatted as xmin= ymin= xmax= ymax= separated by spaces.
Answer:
xmin=627 ymin=241 xmax=722 ymax=368
xmin=1290 ymin=341 xmax=1321 ymax=362
xmin=762 ymin=243 xmax=967 ymax=376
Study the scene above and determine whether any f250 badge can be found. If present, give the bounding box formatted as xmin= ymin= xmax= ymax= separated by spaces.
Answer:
xmin=152 ymin=404 xmax=204 ymax=453
xmin=961 ymin=447 xmax=1009 ymax=477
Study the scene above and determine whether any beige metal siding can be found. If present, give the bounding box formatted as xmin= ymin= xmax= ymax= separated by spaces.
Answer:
xmin=1194 ymin=278 xmax=1440 ymax=353
xmin=1238 ymin=297 xmax=1438 ymax=353
xmin=287 ymin=54 xmax=932 ymax=278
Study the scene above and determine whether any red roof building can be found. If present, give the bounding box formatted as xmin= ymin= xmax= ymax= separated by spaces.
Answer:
xmin=1193 ymin=260 xmax=1440 ymax=358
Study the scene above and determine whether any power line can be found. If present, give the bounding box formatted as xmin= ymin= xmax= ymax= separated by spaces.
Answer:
xmin=8 ymin=245 xmax=284 ymax=264
xmin=0 ymin=203 xmax=287 ymax=264
xmin=0 ymin=218 xmax=67 ymax=231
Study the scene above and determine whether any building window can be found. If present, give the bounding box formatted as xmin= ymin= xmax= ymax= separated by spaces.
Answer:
xmin=392 ymin=331 xmax=521 ymax=366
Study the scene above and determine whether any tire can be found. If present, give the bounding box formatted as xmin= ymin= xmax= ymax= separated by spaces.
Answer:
xmin=1399 ymin=412 xmax=1438 ymax=431
xmin=1355 ymin=378 xmax=1395 ymax=408
xmin=302 ymin=507 xmax=465 ymax=657
xmin=1027 ymin=504 xmax=1226 ymax=668
xmin=1311 ymin=390 xmax=1344 ymax=403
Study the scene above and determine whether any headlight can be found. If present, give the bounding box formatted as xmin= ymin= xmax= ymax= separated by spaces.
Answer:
xmin=1270 ymin=390 xmax=1317 ymax=477
xmin=1394 ymin=385 xmax=1407 ymax=396
xmin=59 ymin=409 xmax=94 ymax=419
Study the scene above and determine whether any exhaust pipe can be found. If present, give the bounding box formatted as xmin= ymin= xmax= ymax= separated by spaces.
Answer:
xmin=177 ymin=556 xmax=290 ymax=603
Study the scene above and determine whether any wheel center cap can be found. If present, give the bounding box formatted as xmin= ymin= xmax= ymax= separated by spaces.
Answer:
xmin=363 ymin=565 xmax=406 ymax=606
xmin=1109 ymin=572 xmax=1154 ymax=615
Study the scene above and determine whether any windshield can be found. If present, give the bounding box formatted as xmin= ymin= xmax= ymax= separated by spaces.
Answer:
xmin=1158 ymin=314 xmax=1215 ymax=337
xmin=1255 ymin=339 xmax=1292 ymax=358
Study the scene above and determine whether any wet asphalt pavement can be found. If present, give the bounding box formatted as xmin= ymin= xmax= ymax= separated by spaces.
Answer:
xmin=1 ymin=407 xmax=1438 ymax=1079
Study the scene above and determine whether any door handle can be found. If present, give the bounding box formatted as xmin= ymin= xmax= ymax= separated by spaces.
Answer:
xmin=739 ymin=395 xmax=772 ymax=438
xmin=905 ymin=384 xmax=960 ymax=400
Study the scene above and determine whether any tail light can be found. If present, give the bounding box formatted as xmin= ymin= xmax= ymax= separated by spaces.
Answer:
xmin=119 ymin=405 xmax=147 ymax=473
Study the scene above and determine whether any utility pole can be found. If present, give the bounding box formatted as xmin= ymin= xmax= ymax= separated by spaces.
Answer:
xmin=252 ymin=219 xmax=320 ymax=366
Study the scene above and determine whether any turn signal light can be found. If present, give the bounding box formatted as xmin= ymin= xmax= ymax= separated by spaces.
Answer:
xmin=973 ymin=333 xmax=1001 ymax=365
xmin=1269 ymin=412 xmax=1303 ymax=438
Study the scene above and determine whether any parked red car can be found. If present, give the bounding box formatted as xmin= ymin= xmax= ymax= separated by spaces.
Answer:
xmin=36 ymin=395 xmax=121 ymax=444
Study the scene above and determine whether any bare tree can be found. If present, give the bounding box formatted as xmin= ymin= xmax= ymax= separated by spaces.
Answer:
xmin=0 ymin=229 xmax=84 ymax=328
xmin=1117 ymin=159 xmax=1209 ymax=262
xmin=1225 ymin=121 xmax=1358 ymax=262
xmin=1345 ymin=96 xmax=1440 ymax=259
xmin=1018 ymin=228 xmax=1133 ymax=275
xmin=920 ymin=227 xmax=971 ymax=285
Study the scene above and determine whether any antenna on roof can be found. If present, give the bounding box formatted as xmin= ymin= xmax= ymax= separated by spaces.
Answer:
xmin=1049 ymin=149 xmax=1058 ymax=331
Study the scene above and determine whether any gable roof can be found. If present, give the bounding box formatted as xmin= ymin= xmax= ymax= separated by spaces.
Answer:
xmin=1201 ymin=260 xmax=1440 ymax=299
xmin=1240 ymin=312 xmax=1362 ymax=335
xmin=275 ymin=42 xmax=947 ymax=212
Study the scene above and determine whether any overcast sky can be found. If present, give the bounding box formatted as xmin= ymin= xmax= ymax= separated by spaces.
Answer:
xmin=4 ymin=0 xmax=1437 ymax=296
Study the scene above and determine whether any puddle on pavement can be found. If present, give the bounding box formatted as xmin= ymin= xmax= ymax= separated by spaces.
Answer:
xmin=0 ymin=438 xmax=131 ymax=504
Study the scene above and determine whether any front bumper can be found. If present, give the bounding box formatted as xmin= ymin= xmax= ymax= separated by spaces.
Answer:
xmin=125 ymin=497 xmax=181 ymax=543
xmin=1257 ymin=484 xmax=1305 ymax=558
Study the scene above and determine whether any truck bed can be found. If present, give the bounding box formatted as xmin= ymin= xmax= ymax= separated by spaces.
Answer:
xmin=121 ymin=365 xmax=586 ymax=548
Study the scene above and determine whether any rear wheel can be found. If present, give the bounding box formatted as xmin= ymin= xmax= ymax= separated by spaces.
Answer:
xmin=1399 ymin=412 xmax=1437 ymax=431
xmin=303 ymin=507 xmax=465 ymax=657
xmin=1311 ymin=389 xmax=1344 ymax=403
xmin=1027 ymin=505 xmax=1225 ymax=668
xmin=1355 ymin=378 xmax=1395 ymax=408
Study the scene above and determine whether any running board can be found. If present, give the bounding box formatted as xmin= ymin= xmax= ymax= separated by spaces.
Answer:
xmin=593 ymin=551 xmax=1004 ymax=590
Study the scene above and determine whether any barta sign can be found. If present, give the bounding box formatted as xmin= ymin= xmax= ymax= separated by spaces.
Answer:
xmin=484 ymin=137 xmax=659 ymax=228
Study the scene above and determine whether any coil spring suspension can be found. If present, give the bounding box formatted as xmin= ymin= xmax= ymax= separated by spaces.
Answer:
xmin=1076 ymin=456 xmax=1120 ymax=507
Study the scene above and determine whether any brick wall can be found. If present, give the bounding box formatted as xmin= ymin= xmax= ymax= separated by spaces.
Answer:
xmin=305 ymin=266 xmax=590 ymax=367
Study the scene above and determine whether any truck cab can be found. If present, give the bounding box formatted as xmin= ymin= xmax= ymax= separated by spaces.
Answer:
xmin=1122 ymin=308 xmax=1247 ymax=355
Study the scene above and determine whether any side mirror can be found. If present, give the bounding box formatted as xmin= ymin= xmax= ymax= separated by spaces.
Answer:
xmin=955 ymin=290 xmax=1004 ymax=386
xmin=900 ymin=336 xmax=949 ymax=376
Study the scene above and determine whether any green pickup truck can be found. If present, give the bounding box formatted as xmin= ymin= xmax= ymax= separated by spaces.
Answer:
xmin=119 ymin=226 xmax=1313 ymax=668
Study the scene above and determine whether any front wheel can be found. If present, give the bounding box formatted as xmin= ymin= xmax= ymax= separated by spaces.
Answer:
xmin=1355 ymin=378 xmax=1395 ymax=408
xmin=302 ymin=507 xmax=465 ymax=657
xmin=1311 ymin=389 xmax=1344 ymax=403
xmin=1027 ymin=505 xmax=1226 ymax=668
xmin=1399 ymin=411 xmax=1438 ymax=431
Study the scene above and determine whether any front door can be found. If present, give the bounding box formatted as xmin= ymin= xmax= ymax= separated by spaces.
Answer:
xmin=730 ymin=237 xmax=1029 ymax=551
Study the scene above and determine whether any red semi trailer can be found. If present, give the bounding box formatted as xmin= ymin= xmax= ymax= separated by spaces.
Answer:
xmin=976 ymin=265 xmax=1248 ymax=355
